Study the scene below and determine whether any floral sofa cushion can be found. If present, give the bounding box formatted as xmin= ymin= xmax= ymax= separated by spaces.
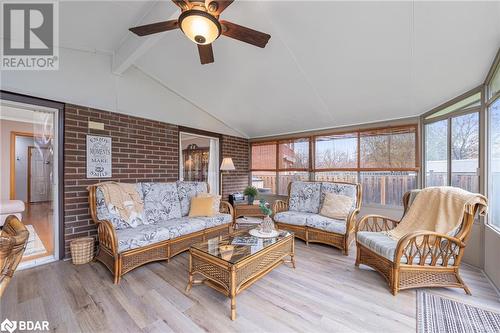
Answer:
xmin=95 ymin=184 xmax=145 ymax=230
xmin=198 ymin=214 xmax=233 ymax=228
xmin=274 ymin=211 xmax=317 ymax=226
xmin=288 ymin=182 xmax=321 ymax=213
xmin=176 ymin=181 xmax=208 ymax=216
xmin=357 ymin=231 xmax=455 ymax=265
xmin=142 ymin=182 xmax=182 ymax=224
xmin=320 ymin=182 xmax=358 ymax=210
xmin=165 ymin=217 xmax=207 ymax=239
xmin=116 ymin=223 xmax=171 ymax=252
xmin=306 ymin=214 xmax=346 ymax=234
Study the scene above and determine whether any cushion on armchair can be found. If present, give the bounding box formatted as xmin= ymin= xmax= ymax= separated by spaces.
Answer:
xmin=142 ymin=182 xmax=182 ymax=224
xmin=176 ymin=181 xmax=208 ymax=216
xmin=320 ymin=182 xmax=358 ymax=210
xmin=288 ymin=182 xmax=321 ymax=213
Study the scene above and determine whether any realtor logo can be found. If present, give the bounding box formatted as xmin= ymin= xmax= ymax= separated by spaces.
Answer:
xmin=1 ymin=1 xmax=59 ymax=70
xmin=0 ymin=319 xmax=16 ymax=333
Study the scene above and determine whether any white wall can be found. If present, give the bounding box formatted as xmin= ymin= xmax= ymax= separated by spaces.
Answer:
xmin=14 ymin=136 xmax=34 ymax=202
xmin=0 ymin=47 xmax=244 ymax=138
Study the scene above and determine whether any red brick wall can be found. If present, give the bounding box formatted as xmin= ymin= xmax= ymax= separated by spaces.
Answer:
xmin=221 ymin=135 xmax=250 ymax=200
xmin=63 ymin=105 xmax=248 ymax=258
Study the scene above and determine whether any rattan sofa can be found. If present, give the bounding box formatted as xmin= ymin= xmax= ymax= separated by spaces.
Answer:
xmin=355 ymin=190 xmax=481 ymax=295
xmin=273 ymin=181 xmax=362 ymax=255
xmin=88 ymin=181 xmax=234 ymax=284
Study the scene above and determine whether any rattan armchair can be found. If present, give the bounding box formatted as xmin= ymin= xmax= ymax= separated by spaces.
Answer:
xmin=355 ymin=191 xmax=480 ymax=295
xmin=0 ymin=215 xmax=29 ymax=298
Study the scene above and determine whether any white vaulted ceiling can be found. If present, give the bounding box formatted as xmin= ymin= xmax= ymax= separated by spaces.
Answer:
xmin=4 ymin=1 xmax=500 ymax=138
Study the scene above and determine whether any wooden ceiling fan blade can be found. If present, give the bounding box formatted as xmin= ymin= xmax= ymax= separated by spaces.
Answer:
xmin=220 ymin=20 xmax=271 ymax=48
xmin=171 ymin=0 xmax=191 ymax=11
xmin=198 ymin=44 xmax=214 ymax=64
xmin=206 ymin=0 xmax=234 ymax=15
xmin=129 ymin=20 xmax=178 ymax=36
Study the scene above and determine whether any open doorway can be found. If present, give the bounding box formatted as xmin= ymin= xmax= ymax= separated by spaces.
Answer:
xmin=179 ymin=131 xmax=220 ymax=194
xmin=1 ymin=96 xmax=61 ymax=267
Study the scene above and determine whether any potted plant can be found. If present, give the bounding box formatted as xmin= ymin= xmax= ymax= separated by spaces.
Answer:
xmin=243 ymin=186 xmax=258 ymax=205
xmin=258 ymin=200 xmax=275 ymax=234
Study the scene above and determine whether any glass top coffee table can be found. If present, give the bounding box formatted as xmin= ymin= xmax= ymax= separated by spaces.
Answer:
xmin=186 ymin=228 xmax=295 ymax=320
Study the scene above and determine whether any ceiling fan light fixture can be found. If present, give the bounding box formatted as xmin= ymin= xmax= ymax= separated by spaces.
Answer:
xmin=179 ymin=10 xmax=221 ymax=45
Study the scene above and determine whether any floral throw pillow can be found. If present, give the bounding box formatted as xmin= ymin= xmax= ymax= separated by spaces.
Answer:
xmin=142 ymin=182 xmax=182 ymax=224
xmin=288 ymin=181 xmax=321 ymax=213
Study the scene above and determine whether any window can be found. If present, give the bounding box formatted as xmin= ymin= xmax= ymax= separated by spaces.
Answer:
xmin=423 ymin=90 xmax=480 ymax=193
xmin=425 ymin=92 xmax=481 ymax=120
xmin=250 ymin=138 xmax=310 ymax=195
xmin=425 ymin=120 xmax=448 ymax=186
xmin=250 ymin=125 xmax=418 ymax=207
xmin=488 ymin=98 xmax=500 ymax=229
xmin=451 ymin=113 xmax=479 ymax=192
xmin=488 ymin=54 xmax=500 ymax=230
xmin=315 ymin=134 xmax=357 ymax=169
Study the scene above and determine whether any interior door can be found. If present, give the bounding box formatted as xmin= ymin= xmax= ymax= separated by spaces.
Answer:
xmin=29 ymin=147 xmax=52 ymax=202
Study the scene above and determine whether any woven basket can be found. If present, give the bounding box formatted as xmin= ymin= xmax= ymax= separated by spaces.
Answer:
xmin=70 ymin=237 xmax=94 ymax=265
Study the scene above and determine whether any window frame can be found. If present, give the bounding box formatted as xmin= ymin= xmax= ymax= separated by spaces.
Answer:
xmin=422 ymin=86 xmax=483 ymax=190
xmin=250 ymin=124 xmax=419 ymax=205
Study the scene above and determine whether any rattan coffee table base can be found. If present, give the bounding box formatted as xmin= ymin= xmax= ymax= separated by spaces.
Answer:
xmin=186 ymin=234 xmax=295 ymax=320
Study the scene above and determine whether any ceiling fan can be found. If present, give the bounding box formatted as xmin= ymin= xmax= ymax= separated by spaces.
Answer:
xmin=129 ymin=0 xmax=271 ymax=65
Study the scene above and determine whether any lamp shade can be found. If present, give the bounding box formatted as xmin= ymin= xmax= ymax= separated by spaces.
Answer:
xmin=220 ymin=157 xmax=235 ymax=171
xmin=178 ymin=10 xmax=221 ymax=45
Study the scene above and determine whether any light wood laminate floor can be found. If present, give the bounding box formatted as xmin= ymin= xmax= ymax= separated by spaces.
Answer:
xmin=1 ymin=241 xmax=499 ymax=333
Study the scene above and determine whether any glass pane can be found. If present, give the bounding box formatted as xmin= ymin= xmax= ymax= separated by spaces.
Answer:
xmin=489 ymin=65 xmax=500 ymax=100
xmin=314 ymin=171 xmax=358 ymax=183
xmin=1 ymin=105 xmax=57 ymax=262
xmin=251 ymin=143 xmax=276 ymax=170
xmin=390 ymin=127 xmax=416 ymax=168
xmin=359 ymin=130 xmax=390 ymax=168
xmin=315 ymin=133 xmax=357 ymax=169
xmin=425 ymin=92 xmax=481 ymax=120
xmin=488 ymin=98 xmax=500 ymax=229
xmin=278 ymin=138 xmax=309 ymax=169
xmin=360 ymin=127 xmax=417 ymax=169
xmin=360 ymin=171 xmax=418 ymax=207
xmin=278 ymin=171 xmax=309 ymax=196
xmin=425 ymin=120 xmax=448 ymax=186
xmin=181 ymin=134 xmax=210 ymax=182
xmin=451 ymin=113 xmax=479 ymax=192
xmin=251 ymin=171 xmax=276 ymax=194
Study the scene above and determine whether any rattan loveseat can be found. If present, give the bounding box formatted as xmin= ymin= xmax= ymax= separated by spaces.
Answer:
xmin=88 ymin=181 xmax=234 ymax=284
xmin=355 ymin=190 xmax=482 ymax=295
xmin=273 ymin=181 xmax=362 ymax=255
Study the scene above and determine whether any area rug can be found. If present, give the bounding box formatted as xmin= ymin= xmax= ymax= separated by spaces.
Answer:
xmin=24 ymin=224 xmax=47 ymax=257
xmin=417 ymin=290 xmax=500 ymax=333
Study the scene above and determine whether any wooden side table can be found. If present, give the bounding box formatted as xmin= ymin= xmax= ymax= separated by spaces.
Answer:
xmin=234 ymin=203 xmax=264 ymax=228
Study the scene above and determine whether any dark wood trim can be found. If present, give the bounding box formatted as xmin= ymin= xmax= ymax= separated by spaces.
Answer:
xmin=1 ymin=90 xmax=65 ymax=260
xmin=485 ymin=47 xmax=500 ymax=96
xmin=421 ymin=85 xmax=483 ymax=121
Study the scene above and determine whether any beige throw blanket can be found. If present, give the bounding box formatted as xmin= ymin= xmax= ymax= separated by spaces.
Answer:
xmin=386 ymin=187 xmax=487 ymax=240
xmin=93 ymin=182 xmax=143 ymax=221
